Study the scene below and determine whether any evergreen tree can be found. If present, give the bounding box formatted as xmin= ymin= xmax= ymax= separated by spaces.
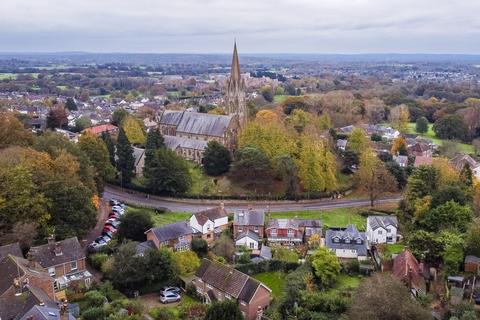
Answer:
xmin=116 ymin=127 xmax=135 ymax=184
xmin=65 ymin=97 xmax=78 ymax=111
xmin=101 ymin=132 xmax=116 ymax=166
xmin=145 ymin=128 xmax=164 ymax=169
xmin=202 ymin=141 xmax=232 ymax=176
xmin=415 ymin=116 xmax=429 ymax=134
xmin=460 ymin=163 xmax=473 ymax=187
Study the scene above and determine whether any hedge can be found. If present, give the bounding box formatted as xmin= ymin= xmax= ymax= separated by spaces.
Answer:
xmin=235 ymin=259 xmax=300 ymax=275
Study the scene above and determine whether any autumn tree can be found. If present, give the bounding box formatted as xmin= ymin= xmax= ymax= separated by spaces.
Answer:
xmin=112 ymin=108 xmax=128 ymax=126
xmin=356 ymin=150 xmax=397 ymax=206
xmin=347 ymin=128 xmax=369 ymax=155
xmin=101 ymin=132 xmax=116 ymax=166
xmin=172 ymin=251 xmax=200 ymax=275
xmin=46 ymin=107 xmax=68 ymax=129
xmin=121 ymin=115 xmax=146 ymax=145
xmin=389 ymin=104 xmax=410 ymax=133
xmin=0 ymin=112 xmax=34 ymax=149
xmin=116 ymin=127 xmax=135 ymax=184
xmin=212 ymin=233 xmax=235 ymax=262
xmin=390 ymin=137 xmax=408 ymax=156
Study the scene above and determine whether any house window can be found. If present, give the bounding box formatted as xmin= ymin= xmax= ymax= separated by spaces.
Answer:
xmin=333 ymin=237 xmax=340 ymax=243
xmin=271 ymin=229 xmax=277 ymax=236
xmin=344 ymin=238 xmax=351 ymax=244
xmin=70 ymin=261 xmax=78 ymax=271
xmin=238 ymin=228 xmax=243 ymax=233
xmin=254 ymin=226 xmax=259 ymax=232
xmin=48 ymin=267 xmax=56 ymax=277
xmin=85 ymin=278 xmax=91 ymax=287
xmin=178 ymin=236 xmax=185 ymax=241
xmin=356 ymin=239 xmax=362 ymax=244
xmin=386 ymin=228 xmax=391 ymax=233
xmin=378 ymin=230 xmax=382 ymax=235
xmin=287 ymin=229 xmax=294 ymax=237
xmin=249 ymin=242 xmax=254 ymax=249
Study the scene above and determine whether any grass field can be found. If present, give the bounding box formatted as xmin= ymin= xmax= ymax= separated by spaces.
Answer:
xmin=0 ymin=73 xmax=17 ymax=80
xmin=252 ymin=272 xmax=285 ymax=298
xmin=333 ymin=274 xmax=363 ymax=291
xmin=269 ymin=208 xmax=367 ymax=230
xmin=385 ymin=243 xmax=405 ymax=255
xmin=406 ymin=122 xmax=474 ymax=154
xmin=126 ymin=206 xmax=190 ymax=226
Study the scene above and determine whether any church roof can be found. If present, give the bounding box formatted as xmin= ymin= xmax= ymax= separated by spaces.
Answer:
xmin=176 ymin=112 xmax=233 ymax=137
xmin=164 ymin=135 xmax=208 ymax=151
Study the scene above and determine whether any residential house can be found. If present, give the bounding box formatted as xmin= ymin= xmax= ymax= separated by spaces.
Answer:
xmin=189 ymin=207 xmax=229 ymax=244
xmin=450 ymin=154 xmax=480 ymax=179
xmin=393 ymin=155 xmax=408 ymax=168
xmin=132 ymin=147 xmax=145 ymax=177
xmin=233 ymin=209 xmax=265 ymax=240
xmin=145 ymin=221 xmax=194 ymax=251
xmin=409 ymin=142 xmax=433 ymax=158
xmin=298 ymin=219 xmax=323 ymax=243
xmin=0 ymin=255 xmax=57 ymax=320
xmin=366 ymin=215 xmax=398 ymax=245
xmin=134 ymin=240 xmax=156 ymax=257
xmin=265 ymin=219 xmax=303 ymax=246
xmin=20 ymin=305 xmax=76 ymax=320
xmin=192 ymin=259 xmax=271 ymax=320
xmin=392 ymin=249 xmax=425 ymax=294
xmin=464 ymin=255 xmax=480 ymax=273
xmin=414 ymin=155 xmax=433 ymax=168
xmin=235 ymin=231 xmax=260 ymax=250
xmin=82 ymin=123 xmax=118 ymax=137
xmin=28 ymin=237 xmax=92 ymax=291
xmin=325 ymin=225 xmax=368 ymax=260
xmin=0 ymin=242 xmax=23 ymax=261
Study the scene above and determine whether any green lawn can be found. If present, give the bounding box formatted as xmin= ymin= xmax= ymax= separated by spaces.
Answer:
xmin=0 ymin=73 xmax=17 ymax=80
xmin=406 ymin=122 xmax=474 ymax=154
xmin=188 ymin=164 xmax=215 ymax=195
xmin=273 ymin=94 xmax=288 ymax=104
xmin=333 ymin=274 xmax=363 ymax=291
xmin=252 ymin=272 xmax=285 ymax=298
xmin=126 ymin=206 xmax=191 ymax=226
xmin=269 ymin=208 xmax=366 ymax=231
xmin=385 ymin=243 xmax=405 ymax=255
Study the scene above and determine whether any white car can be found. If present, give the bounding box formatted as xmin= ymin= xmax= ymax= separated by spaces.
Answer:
xmin=159 ymin=292 xmax=181 ymax=304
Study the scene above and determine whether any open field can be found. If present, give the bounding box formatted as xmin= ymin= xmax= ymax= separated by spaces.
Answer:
xmin=406 ymin=122 xmax=474 ymax=154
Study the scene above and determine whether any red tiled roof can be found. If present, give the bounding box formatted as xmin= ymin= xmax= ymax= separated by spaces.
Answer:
xmin=83 ymin=124 xmax=118 ymax=135
xmin=414 ymin=156 xmax=433 ymax=167
xmin=392 ymin=249 xmax=422 ymax=289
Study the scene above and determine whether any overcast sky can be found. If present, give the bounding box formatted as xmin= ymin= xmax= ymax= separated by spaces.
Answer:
xmin=1 ymin=0 xmax=479 ymax=54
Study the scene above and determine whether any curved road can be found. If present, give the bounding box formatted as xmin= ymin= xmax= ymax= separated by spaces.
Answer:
xmin=103 ymin=186 xmax=401 ymax=212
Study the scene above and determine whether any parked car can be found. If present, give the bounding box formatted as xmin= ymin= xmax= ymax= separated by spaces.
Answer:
xmin=103 ymin=225 xmax=117 ymax=234
xmin=95 ymin=236 xmax=107 ymax=244
xmin=105 ymin=219 xmax=120 ymax=228
xmin=88 ymin=241 xmax=107 ymax=252
xmin=160 ymin=286 xmax=181 ymax=295
xmin=109 ymin=199 xmax=120 ymax=206
xmin=108 ymin=213 xmax=120 ymax=220
xmin=112 ymin=206 xmax=124 ymax=213
xmin=159 ymin=292 xmax=181 ymax=304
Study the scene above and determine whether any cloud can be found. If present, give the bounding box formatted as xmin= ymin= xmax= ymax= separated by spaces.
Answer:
xmin=0 ymin=0 xmax=479 ymax=53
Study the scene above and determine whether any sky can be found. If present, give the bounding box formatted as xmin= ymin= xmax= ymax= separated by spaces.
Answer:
xmin=1 ymin=0 xmax=479 ymax=54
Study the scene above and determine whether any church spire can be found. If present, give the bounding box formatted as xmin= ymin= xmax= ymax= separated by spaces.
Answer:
xmin=230 ymin=40 xmax=241 ymax=83
xmin=225 ymin=40 xmax=247 ymax=128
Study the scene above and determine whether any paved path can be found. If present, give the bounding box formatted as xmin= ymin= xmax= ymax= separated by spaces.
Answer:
xmin=103 ymin=185 xmax=401 ymax=213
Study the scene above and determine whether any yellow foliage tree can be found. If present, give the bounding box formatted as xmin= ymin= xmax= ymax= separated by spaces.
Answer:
xmin=390 ymin=137 xmax=407 ymax=156
xmin=347 ymin=128 xmax=369 ymax=155
xmin=121 ymin=115 xmax=146 ymax=145
xmin=431 ymin=157 xmax=459 ymax=185
xmin=389 ymin=105 xmax=410 ymax=133
xmin=255 ymin=109 xmax=279 ymax=123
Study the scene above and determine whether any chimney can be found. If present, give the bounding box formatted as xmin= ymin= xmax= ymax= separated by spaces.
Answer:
xmin=48 ymin=234 xmax=55 ymax=246
xmin=54 ymin=242 xmax=63 ymax=256
xmin=27 ymin=250 xmax=36 ymax=269
xmin=220 ymin=202 xmax=224 ymax=210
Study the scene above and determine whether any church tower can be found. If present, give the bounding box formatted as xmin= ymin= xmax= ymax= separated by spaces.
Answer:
xmin=225 ymin=41 xmax=247 ymax=127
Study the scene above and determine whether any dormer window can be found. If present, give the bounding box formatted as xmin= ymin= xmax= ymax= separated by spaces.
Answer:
xmin=332 ymin=237 xmax=340 ymax=243
xmin=344 ymin=238 xmax=351 ymax=244
xmin=356 ymin=239 xmax=363 ymax=244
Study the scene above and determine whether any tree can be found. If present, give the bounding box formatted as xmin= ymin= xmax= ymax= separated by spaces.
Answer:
xmin=389 ymin=104 xmax=410 ymax=133
xmin=191 ymin=238 xmax=208 ymax=258
xmin=172 ymin=251 xmax=200 ymax=275
xmin=421 ymin=200 xmax=473 ymax=232
xmin=101 ymin=132 xmax=116 ymax=166
xmin=415 ymin=116 xmax=429 ymax=134
xmin=204 ymin=300 xmax=243 ymax=320
xmin=438 ymin=140 xmax=462 ymax=158
xmin=144 ymin=128 xmax=165 ymax=171
xmin=212 ymin=234 xmax=235 ymax=262
xmin=116 ymin=127 xmax=135 ymax=184
xmin=430 ymin=185 xmax=471 ymax=208
xmin=65 ymin=97 xmax=77 ymax=111
xmin=144 ymin=148 xmax=192 ymax=195
xmin=310 ymin=247 xmax=341 ymax=288
xmin=346 ymin=274 xmax=430 ymax=320
xmin=391 ymin=137 xmax=408 ymax=156
xmin=79 ymin=133 xmax=115 ymax=193
xmin=442 ymin=242 xmax=464 ymax=277
xmin=274 ymin=155 xmax=300 ymax=199
xmin=0 ymin=112 xmax=34 ymax=149
xmin=229 ymin=147 xmax=273 ymax=191
xmin=405 ymin=165 xmax=440 ymax=210
xmin=356 ymin=150 xmax=397 ymax=206
xmin=386 ymin=161 xmax=408 ymax=189
xmin=460 ymin=163 xmax=473 ymax=187
xmin=465 ymin=218 xmax=480 ymax=256
xmin=202 ymin=141 xmax=232 ymax=176
xmin=118 ymin=210 xmax=153 ymax=242
xmin=75 ymin=116 xmax=92 ymax=132
xmin=122 ymin=115 xmax=146 ymax=145
xmin=347 ymin=128 xmax=368 ymax=155
xmin=433 ymin=114 xmax=469 ymax=141
xmin=46 ymin=107 xmax=68 ymax=129
xmin=112 ymin=108 xmax=128 ymax=126
xmin=260 ymin=85 xmax=274 ymax=102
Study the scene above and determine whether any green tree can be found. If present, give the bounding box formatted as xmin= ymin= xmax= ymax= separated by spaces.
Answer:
xmin=112 ymin=108 xmax=129 ymax=126
xmin=421 ymin=200 xmax=473 ymax=232
xmin=274 ymin=155 xmax=300 ymax=199
xmin=0 ymin=112 xmax=34 ymax=149
xmin=347 ymin=128 xmax=368 ymax=155
xmin=460 ymin=163 xmax=473 ymax=187
xmin=202 ymin=141 xmax=232 ymax=176
xmin=122 ymin=115 xmax=146 ymax=145
xmin=212 ymin=234 xmax=235 ymax=262
xmin=118 ymin=210 xmax=153 ymax=242
xmin=144 ymin=148 xmax=192 ymax=195
xmin=204 ymin=300 xmax=243 ymax=320
xmin=172 ymin=251 xmax=201 ymax=275
xmin=415 ymin=116 xmax=429 ymax=134
xmin=433 ymin=114 xmax=469 ymax=141
xmin=116 ymin=127 xmax=135 ymax=184
xmin=65 ymin=97 xmax=77 ymax=111
xmin=191 ymin=238 xmax=208 ymax=258
xmin=465 ymin=218 xmax=480 ymax=256
xmin=310 ymin=247 xmax=341 ymax=288
xmin=430 ymin=185 xmax=471 ymax=208
xmin=101 ymin=132 xmax=116 ymax=166
xmin=79 ymin=133 xmax=115 ymax=193
xmin=75 ymin=116 xmax=92 ymax=132
xmin=229 ymin=147 xmax=273 ymax=191
xmin=442 ymin=242 xmax=464 ymax=277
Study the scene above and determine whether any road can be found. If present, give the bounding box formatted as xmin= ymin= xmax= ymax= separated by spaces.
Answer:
xmin=103 ymin=186 xmax=401 ymax=213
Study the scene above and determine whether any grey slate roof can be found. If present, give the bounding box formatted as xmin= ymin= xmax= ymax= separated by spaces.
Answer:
xmin=237 ymin=230 xmax=260 ymax=242
xmin=148 ymin=221 xmax=193 ymax=243
xmin=325 ymin=225 xmax=367 ymax=256
xmin=29 ymin=237 xmax=85 ymax=268
xmin=367 ymin=215 xmax=398 ymax=230
xmin=267 ymin=218 xmax=299 ymax=229
xmin=164 ymin=135 xmax=208 ymax=151
xmin=176 ymin=112 xmax=233 ymax=137
xmin=233 ymin=209 xmax=265 ymax=227
xmin=260 ymin=245 xmax=272 ymax=260
xmin=298 ymin=219 xmax=322 ymax=228
xmin=0 ymin=242 xmax=23 ymax=261
xmin=465 ymin=255 xmax=480 ymax=264
xmin=20 ymin=305 xmax=76 ymax=320
xmin=159 ymin=110 xmax=184 ymax=126
xmin=132 ymin=147 xmax=145 ymax=167
xmin=135 ymin=240 xmax=156 ymax=256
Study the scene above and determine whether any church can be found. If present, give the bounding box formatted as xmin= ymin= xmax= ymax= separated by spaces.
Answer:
xmin=157 ymin=42 xmax=247 ymax=164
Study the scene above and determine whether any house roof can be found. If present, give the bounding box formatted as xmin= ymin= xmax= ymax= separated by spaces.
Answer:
xmin=29 ymin=237 xmax=85 ymax=268
xmin=393 ymin=155 xmax=408 ymax=165
xmin=193 ymin=207 xmax=228 ymax=226
xmin=195 ymin=259 xmax=270 ymax=302
xmin=465 ymin=255 xmax=480 ymax=264
xmin=233 ymin=209 xmax=265 ymax=227
xmin=367 ymin=215 xmax=398 ymax=230
xmin=147 ymin=221 xmax=193 ymax=243
xmin=267 ymin=218 xmax=300 ymax=229
xmin=0 ymin=242 xmax=23 ymax=261
xmin=176 ymin=112 xmax=234 ymax=137
xmin=260 ymin=245 xmax=272 ymax=260
xmin=336 ymin=139 xmax=347 ymax=148
xmin=298 ymin=219 xmax=322 ymax=228
xmin=414 ymin=156 xmax=433 ymax=167
xmin=392 ymin=249 xmax=423 ymax=289
xmin=450 ymin=154 xmax=479 ymax=170
xmin=325 ymin=225 xmax=367 ymax=256
xmin=410 ymin=142 xmax=430 ymax=153
xmin=132 ymin=147 xmax=145 ymax=167
xmin=135 ymin=240 xmax=156 ymax=256
xmin=82 ymin=124 xmax=118 ymax=135
xmin=159 ymin=110 xmax=184 ymax=126
xmin=163 ymin=135 xmax=208 ymax=151
xmin=20 ymin=305 xmax=76 ymax=320
xmin=236 ymin=231 xmax=260 ymax=242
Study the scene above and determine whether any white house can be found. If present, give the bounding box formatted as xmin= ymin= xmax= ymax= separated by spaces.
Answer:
xmin=325 ymin=225 xmax=368 ymax=261
xmin=235 ymin=231 xmax=260 ymax=250
xmin=366 ymin=215 xmax=398 ymax=246
xmin=189 ymin=207 xmax=229 ymax=244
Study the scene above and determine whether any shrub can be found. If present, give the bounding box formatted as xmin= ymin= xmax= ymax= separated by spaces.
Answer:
xmin=89 ymin=253 xmax=109 ymax=270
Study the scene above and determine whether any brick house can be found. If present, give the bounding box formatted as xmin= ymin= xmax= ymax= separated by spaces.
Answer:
xmin=233 ymin=209 xmax=265 ymax=240
xmin=145 ymin=221 xmax=194 ymax=251
xmin=265 ymin=218 xmax=303 ymax=246
xmin=464 ymin=255 xmax=480 ymax=273
xmin=82 ymin=123 xmax=118 ymax=137
xmin=393 ymin=249 xmax=426 ymax=295
xmin=192 ymin=259 xmax=271 ymax=320
xmin=189 ymin=207 xmax=229 ymax=244
xmin=28 ymin=237 xmax=92 ymax=291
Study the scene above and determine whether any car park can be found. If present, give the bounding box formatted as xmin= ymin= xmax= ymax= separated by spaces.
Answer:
xmin=160 ymin=286 xmax=181 ymax=295
xmin=159 ymin=292 xmax=181 ymax=304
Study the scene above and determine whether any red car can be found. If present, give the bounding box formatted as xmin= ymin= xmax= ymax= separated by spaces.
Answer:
xmin=103 ymin=225 xmax=117 ymax=233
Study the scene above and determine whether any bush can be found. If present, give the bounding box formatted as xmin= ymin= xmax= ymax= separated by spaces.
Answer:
xmin=191 ymin=238 xmax=208 ymax=258
xmin=82 ymin=307 xmax=107 ymax=320
xmin=83 ymin=290 xmax=106 ymax=308
xmin=88 ymin=253 xmax=109 ymax=270
xmin=235 ymin=259 xmax=300 ymax=275
xmin=150 ymin=308 xmax=176 ymax=320
xmin=238 ymin=252 xmax=251 ymax=264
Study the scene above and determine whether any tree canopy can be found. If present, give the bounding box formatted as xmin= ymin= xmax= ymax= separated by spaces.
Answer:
xmin=202 ymin=141 xmax=232 ymax=176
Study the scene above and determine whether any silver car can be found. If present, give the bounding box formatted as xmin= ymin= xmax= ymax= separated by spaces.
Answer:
xmin=159 ymin=292 xmax=181 ymax=304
